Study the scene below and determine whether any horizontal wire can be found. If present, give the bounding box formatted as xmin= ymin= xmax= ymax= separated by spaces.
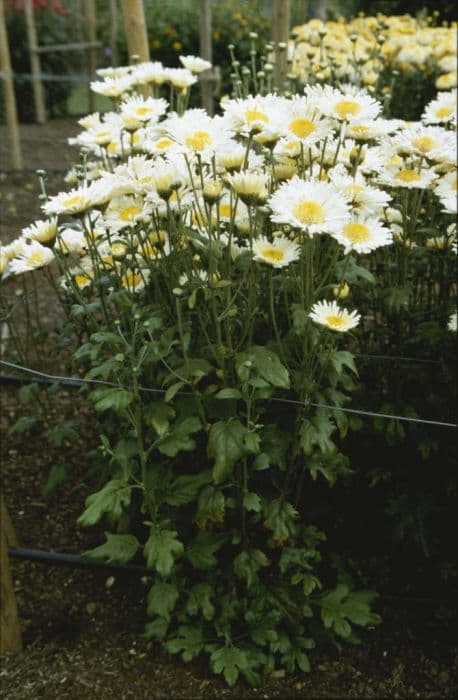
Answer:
xmin=1 ymin=359 xmax=456 ymax=429
xmin=0 ymin=71 xmax=92 ymax=83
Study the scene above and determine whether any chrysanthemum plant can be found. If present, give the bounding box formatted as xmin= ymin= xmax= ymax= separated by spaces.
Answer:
xmin=3 ymin=40 xmax=456 ymax=685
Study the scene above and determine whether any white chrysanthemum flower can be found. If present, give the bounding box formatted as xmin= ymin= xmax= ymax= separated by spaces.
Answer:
xmin=78 ymin=112 xmax=101 ymax=129
xmin=435 ymin=170 xmax=457 ymax=214
xmin=269 ymin=177 xmax=350 ymax=235
xmin=422 ymin=89 xmax=457 ymax=125
xmin=120 ymin=268 xmax=150 ymax=293
xmin=90 ymin=75 xmax=133 ymax=97
xmin=425 ymin=235 xmax=456 ymax=250
xmin=22 ymin=218 xmax=57 ymax=243
xmin=252 ymin=235 xmax=301 ymax=268
xmin=226 ymin=171 xmax=270 ymax=205
xmin=163 ymin=109 xmax=232 ymax=159
xmin=215 ymin=142 xmax=265 ymax=173
xmin=0 ymin=247 xmax=10 ymax=277
xmin=448 ymin=312 xmax=457 ymax=332
xmin=378 ymin=166 xmax=437 ymax=190
xmin=104 ymin=195 xmax=151 ymax=230
xmin=346 ymin=118 xmax=403 ymax=141
xmin=278 ymin=96 xmax=334 ymax=144
xmin=390 ymin=124 xmax=456 ymax=161
xmin=55 ymin=227 xmax=87 ymax=255
xmin=9 ymin=240 xmax=54 ymax=275
xmin=72 ymin=121 xmax=121 ymax=148
xmin=96 ymin=66 xmax=131 ymax=79
xmin=309 ymin=300 xmax=360 ymax=332
xmin=130 ymin=61 xmax=168 ymax=86
xmin=331 ymin=215 xmax=393 ymax=254
xmin=179 ymin=55 xmax=212 ymax=73
xmin=221 ymin=94 xmax=286 ymax=135
xmin=308 ymin=84 xmax=381 ymax=123
xmin=43 ymin=185 xmax=95 ymax=216
xmin=164 ymin=67 xmax=197 ymax=88
xmin=329 ymin=167 xmax=391 ymax=214
xmin=120 ymin=96 xmax=168 ymax=124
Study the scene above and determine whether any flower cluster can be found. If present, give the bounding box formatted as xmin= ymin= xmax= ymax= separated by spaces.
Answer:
xmin=292 ymin=14 xmax=457 ymax=93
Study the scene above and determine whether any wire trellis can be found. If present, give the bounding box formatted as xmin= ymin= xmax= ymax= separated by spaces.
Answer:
xmin=1 ymin=359 xmax=456 ymax=429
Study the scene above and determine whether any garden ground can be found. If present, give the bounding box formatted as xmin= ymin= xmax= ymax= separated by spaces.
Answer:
xmin=0 ymin=121 xmax=457 ymax=699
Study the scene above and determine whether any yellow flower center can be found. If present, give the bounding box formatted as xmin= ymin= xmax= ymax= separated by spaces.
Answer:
xmin=289 ymin=118 xmax=316 ymax=138
xmin=395 ymin=169 xmax=421 ymax=183
xmin=28 ymin=251 xmax=45 ymax=267
xmin=351 ymin=125 xmax=370 ymax=135
xmin=260 ymin=246 xmax=285 ymax=262
xmin=107 ymin=142 xmax=117 ymax=154
xmin=75 ymin=274 xmax=91 ymax=288
xmin=435 ymin=106 xmax=453 ymax=118
xmin=412 ymin=135 xmax=436 ymax=153
xmin=347 ymin=184 xmax=364 ymax=198
xmin=95 ymin=130 xmax=111 ymax=140
xmin=186 ymin=130 xmax=212 ymax=151
xmin=122 ymin=271 xmax=143 ymax=288
xmin=334 ymin=100 xmax=361 ymax=118
xmin=63 ymin=195 xmax=84 ymax=209
xmin=132 ymin=132 xmax=142 ymax=144
xmin=156 ymin=138 xmax=173 ymax=149
xmin=219 ymin=203 xmax=232 ymax=218
xmin=343 ymin=222 xmax=371 ymax=243
xmin=325 ymin=314 xmax=347 ymax=329
xmin=245 ymin=109 xmax=269 ymax=124
xmin=294 ymin=200 xmax=326 ymax=225
xmin=119 ymin=205 xmax=141 ymax=222
xmin=135 ymin=106 xmax=153 ymax=117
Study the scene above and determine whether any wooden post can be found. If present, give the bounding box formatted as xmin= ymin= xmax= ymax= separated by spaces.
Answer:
xmin=84 ymin=0 xmax=97 ymax=113
xmin=1 ymin=498 xmax=22 ymax=653
xmin=109 ymin=0 xmax=119 ymax=67
xmin=199 ymin=0 xmax=213 ymax=115
xmin=23 ymin=0 xmax=46 ymax=123
xmin=120 ymin=0 xmax=150 ymax=64
xmin=271 ymin=0 xmax=290 ymax=90
xmin=0 ymin=0 xmax=22 ymax=168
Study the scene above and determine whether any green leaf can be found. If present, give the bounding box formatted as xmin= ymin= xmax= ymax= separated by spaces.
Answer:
xmin=244 ymin=430 xmax=261 ymax=454
xmin=144 ymin=527 xmax=184 ymax=576
xmin=215 ymin=388 xmax=243 ymax=400
xmin=319 ymin=584 xmax=381 ymax=638
xmin=90 ymin=331 xmax=124 ymax=347
xmin=83 ymin=532 xmax=140 ymax=565
xmin=145 ymin=401 xmax=175 ymax=437
xmin=164 ymin=470 xmax=212 ymax=506
xmin=77 ymin=479 xmax=132 ymax=527
xmin=291 ymin=304 xmax=309 ymax=335
xmin=157 ymin=416 xmax=201 ymax=457
xmin=210 ymin=646 xmax=249 ymax=687
xmin=196 ymin=486 xmax=225 ymax=528
xmin=90 ymin=387 xmax=134 ymax=413
xmin=300 ymin=412 xmax=336 ymax=456
xmin=207 ymin=419 xmax=247 ymax=484
xmin=186 ymin=583 xmax=215 ymax=620
xmin=165 ymin=381 xmax=185 ymax=403
xmin=144 ymin=617 xmax=169 ymax=641
xmin=165 ymin=625 xmax=204 ymax=662
xmin=186 ymin=531 xmax=226 ymax=569
xmin=236 ymin=346 xmax=290 ymax=389
xmin=243 ymin=491 xmax=262 ymax=512
xmin=264 ymin=499 xmax=298 ymax=545
xmin=327 ymin=350 xmax=357 ymax=376
xmin=42 ymin=463 xmax=68 ymax=498
xmin=8 ymin=415 xmax=38 ymax=437
xmin=234 ymin=549 xmax=269 ymax=588
xmin=147 ymin=581 xmax=179 ymax=620
xmin=43 ymin=421 xmax=79 ymax=448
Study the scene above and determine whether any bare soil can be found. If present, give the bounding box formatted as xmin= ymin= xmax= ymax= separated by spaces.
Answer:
xmin=1 ymin=120 xmax=457 ymax=699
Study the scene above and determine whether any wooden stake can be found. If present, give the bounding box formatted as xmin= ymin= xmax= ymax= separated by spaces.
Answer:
xmin=120 ymin=0 xmax=150 ymax=64
xmin=109 ymin=0 xmax=119 ymax=67
xmin=0 ymin=499 xmax=22 ymax=653
xmin=23 ymin=0 xmax=46 ymax=123
xmin=271 ymin=0 xmax=290 ymax=90
xmin=199 ymin=0 xmax=214 ymax=115
xmin=84 ymin=0 xmax=97 ymax=113
xmin=0 ymin=0 xmax=22 ymax=168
